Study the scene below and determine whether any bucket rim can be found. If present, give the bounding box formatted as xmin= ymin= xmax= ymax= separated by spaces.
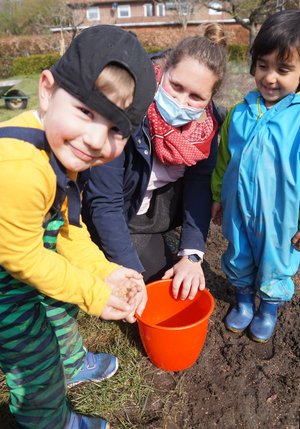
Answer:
xmin=135 ymin=282 xmax=215 ymax=331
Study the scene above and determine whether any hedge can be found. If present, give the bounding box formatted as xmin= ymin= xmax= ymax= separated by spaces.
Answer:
xmin=12 ymin=53 xmax=61 ymax=76
xmin=0 ymin=44 xmax=248 ymax=79
xmin=227 ymin=44 xmax=249 ymax=63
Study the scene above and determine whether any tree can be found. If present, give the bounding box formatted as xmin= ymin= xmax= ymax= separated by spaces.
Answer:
xmin=175 ymin=0 xmax=201 ymax=29
xmin=0 ymin=0 xmax=85 ymax=39
xmin=165 ymin=0 xmax=200 ymax=30
xmin=35 ymin=0 xmax=86 ymax=52
xmin=204 ymin=0 xmax=288 ymax=46
xmin=0 ymin=0 xmax=60 ymax=35
xmin=0 ymin=0 xmax=21 ymax=35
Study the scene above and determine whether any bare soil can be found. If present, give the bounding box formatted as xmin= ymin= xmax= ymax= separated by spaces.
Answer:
xmin=127 ymin=223 xmax=300 ymax=429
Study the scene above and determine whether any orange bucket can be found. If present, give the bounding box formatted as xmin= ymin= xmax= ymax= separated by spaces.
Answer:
xmin=135 ymin=279 xmax=215 ymax=371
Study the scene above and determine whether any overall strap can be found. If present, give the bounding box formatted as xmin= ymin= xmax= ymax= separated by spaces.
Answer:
xmin=0 ymin=126 xmax=81 ymax=226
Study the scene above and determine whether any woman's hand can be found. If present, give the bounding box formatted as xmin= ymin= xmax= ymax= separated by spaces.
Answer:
xmin=163 ymin=256 xmax=205 ymax=300
xmin=211 ymin=202 xmax=222 ymax=226
xmin=291 ymin=231 xmax=300 ymax=251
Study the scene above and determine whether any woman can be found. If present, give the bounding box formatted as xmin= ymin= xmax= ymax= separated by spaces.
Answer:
xmin=82 ymin=24 xmax=227 ymax=320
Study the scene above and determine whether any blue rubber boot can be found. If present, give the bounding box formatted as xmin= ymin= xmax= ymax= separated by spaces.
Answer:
xmin=225 ymin=288 xmax=255 ymax=333
xmin=68 ymin=411 xmax=109 ymax=428
xmin=67 ymin=352 xmax=118 ymax=387
xmin=249 ymin=299 xmax=279 ymax=343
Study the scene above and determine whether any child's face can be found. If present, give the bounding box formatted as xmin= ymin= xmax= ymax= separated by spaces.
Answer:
xmin=161 ymin=57 xmax=218 ymax=109
xmin=39 ymin=71 xmax=128 ymax=172
xmin=254 ymin=49 xmax=300 ymax=108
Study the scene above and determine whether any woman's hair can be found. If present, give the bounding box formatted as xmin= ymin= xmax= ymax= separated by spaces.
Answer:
xmin=95 ymin=63 xmax=135 ymax=109
xmin=250 ymin=9 xmax=300 ymax=76
xmin=164 ymin=24 xmax=227 ymax=95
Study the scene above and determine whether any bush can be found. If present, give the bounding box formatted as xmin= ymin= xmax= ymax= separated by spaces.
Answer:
xmin=12 ymin=53 xmax=60 ymax=75
xmin=228 ymin=44 xmax=249 ymax=63
xmin=4 ymin=43 xmax=249 ymax=79
xmin=0 ymin=58 xmax=13 ymax=79
xmin=146 ymin=46 xmax=165 ymax=54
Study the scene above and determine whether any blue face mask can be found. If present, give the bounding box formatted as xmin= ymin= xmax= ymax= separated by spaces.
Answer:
xmin=154 ymin=84 xmax=205 ymax=127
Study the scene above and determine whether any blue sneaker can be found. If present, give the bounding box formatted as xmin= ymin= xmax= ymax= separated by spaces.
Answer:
xmin=68 ymin=411 xmax=109 ymax=429
xmin=67 ymin=352 xmax=118 ymax=387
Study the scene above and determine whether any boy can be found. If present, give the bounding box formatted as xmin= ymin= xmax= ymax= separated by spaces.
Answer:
xmin=0 ymin=25 xmax=156 ymax=428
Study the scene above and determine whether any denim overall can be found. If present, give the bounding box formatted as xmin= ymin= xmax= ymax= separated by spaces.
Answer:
xmin=0 ymin=127 xmax=85 ymax=428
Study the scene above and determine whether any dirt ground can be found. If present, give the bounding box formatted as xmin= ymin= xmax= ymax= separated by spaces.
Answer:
xmin=133 ymin=223 xmax=300 ymax=429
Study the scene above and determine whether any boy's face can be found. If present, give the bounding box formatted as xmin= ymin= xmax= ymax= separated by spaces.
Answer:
xmin=254 ymin=49 xmax=300 ymax=108
xmin=39 ymin=71 xmax=128 ymax=172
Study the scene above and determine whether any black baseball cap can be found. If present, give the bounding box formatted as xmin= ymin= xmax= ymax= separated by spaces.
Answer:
xmin=51 ymin=25 xmax=156 ymax=137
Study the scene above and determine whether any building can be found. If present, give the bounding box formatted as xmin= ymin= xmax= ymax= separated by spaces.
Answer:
xmin=66 ymin=0 xmax=233 ymax=28
xmin=50 ymin=0 xmax=249 ymax=45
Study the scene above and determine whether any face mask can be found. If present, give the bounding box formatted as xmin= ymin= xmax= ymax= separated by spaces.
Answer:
xmin=154 ymin=84 xmax=205 ymax=127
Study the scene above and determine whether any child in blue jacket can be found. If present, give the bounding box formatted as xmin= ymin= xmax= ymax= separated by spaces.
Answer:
xmin=211 ymin=10 xmax=300 ymax=343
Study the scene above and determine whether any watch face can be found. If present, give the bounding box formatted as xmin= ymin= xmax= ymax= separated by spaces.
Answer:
xmin=188 ymin=254 xmax=201 ymax=263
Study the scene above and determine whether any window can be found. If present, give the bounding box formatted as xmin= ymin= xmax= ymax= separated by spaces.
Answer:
xmin=165 ymin=2 xmax=176 ymax=10
xmin=144 ymin=3 xmax=153 ymax=16
xmin=86 ymin=6 xmax=100 ymax=21
xmin=208 ymin=2 xmax=222 ymax=15
xmin=117 ymin=4 xmax=131 ymax=18
xmin=156 ymin=3 xmax=165 ymax=16
xmin=178 ymin=3 xmax=189 ymax=15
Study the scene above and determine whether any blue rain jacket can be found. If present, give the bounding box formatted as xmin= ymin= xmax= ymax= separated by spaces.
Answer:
xmin=212 ymin=90 xmax=300 ymax=301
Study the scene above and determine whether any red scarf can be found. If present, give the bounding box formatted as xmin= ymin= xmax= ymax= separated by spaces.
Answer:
xmin=148 ymin=65 xmax=218 ymax=167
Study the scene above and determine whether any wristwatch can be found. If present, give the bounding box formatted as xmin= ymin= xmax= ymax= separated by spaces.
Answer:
xmin=187 ymin=254 xmax=202 ymax=263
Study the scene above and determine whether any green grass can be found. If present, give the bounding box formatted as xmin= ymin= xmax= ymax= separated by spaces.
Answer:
xmin=0 ymin=73 xmax=40 ymax=122
xmin=0 ymin=313 xmax=187 ymax=428
xmin=70 ymin=314 xmax=187 ymax=428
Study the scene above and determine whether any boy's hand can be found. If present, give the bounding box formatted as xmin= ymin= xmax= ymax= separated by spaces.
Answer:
xmin=291 ymin=231 xmax=300 ymax=251
xmin=103 ymin=267 xmax=143 ymax=322
xmin=100 ymin=294 xmax=137 ymax=321
xmin=106 ymin=266 xmax=142 ymax=294
xmin=211 ymin=202 xmax=222 ymax=226
xmin=125 ymin=278 xmax=148 ymax=323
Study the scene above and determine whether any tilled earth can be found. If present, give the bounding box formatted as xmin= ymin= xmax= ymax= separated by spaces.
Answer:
xmin=138 ymin=223 xmax=300 ymax=429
